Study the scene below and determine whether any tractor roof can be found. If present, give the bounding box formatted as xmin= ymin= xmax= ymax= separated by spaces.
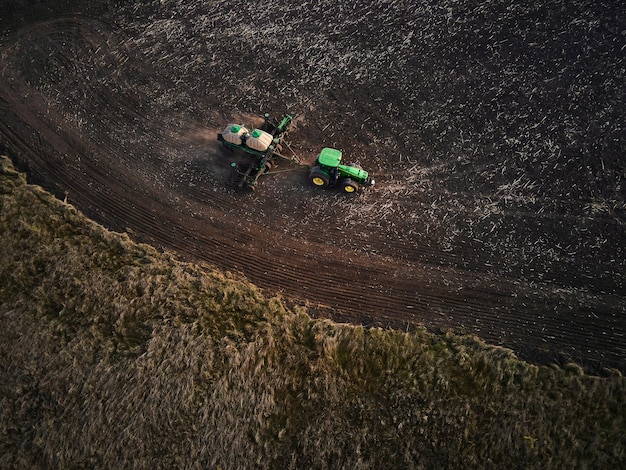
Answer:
xmin=318 ymin=147 xmax=342 ymax=167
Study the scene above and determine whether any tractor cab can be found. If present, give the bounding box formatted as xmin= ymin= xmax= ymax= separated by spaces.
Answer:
xmin=317 ymin=147 xmax=343 ymax=168
xmin=313 ymin=147 xmax=343 ymax=186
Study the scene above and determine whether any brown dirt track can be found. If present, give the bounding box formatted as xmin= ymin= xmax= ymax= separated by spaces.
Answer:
xmin=1 ymin=0 xmax=625 ymax=373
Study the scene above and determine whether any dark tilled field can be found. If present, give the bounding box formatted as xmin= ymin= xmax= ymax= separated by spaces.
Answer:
xmin=1 ymin=0 xmax=624 ymax=372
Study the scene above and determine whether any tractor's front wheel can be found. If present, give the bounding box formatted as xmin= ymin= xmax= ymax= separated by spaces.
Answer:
xmin=309 ymin=166 xmax=330 ymax=188
xmin=340 ymin=177 xmax=360 ymax=194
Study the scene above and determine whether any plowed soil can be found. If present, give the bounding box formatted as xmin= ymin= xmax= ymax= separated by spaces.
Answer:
xmin=1 ymin=0 xmax=624 ymax=373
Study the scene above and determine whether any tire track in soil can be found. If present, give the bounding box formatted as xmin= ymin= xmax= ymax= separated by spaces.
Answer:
xmin=1 ymin=17 xmax=624 ymax=373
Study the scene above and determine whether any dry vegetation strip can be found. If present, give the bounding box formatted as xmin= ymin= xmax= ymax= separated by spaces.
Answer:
xmin=1 ymin=155 xmax=624 ymax=468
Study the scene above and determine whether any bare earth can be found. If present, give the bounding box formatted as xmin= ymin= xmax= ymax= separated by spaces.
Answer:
xmin=1 ymin=0 xmax=624 ymax=373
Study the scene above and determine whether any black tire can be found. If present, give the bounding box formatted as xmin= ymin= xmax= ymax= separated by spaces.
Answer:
xmin=340 ymin=177 xmax=359 ymax=194
xmin=309 ymin=166 xmax=330 ymax=188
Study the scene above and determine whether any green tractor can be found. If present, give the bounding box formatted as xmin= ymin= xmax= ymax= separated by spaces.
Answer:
xmin=308 ymin=147 xmax=375 ymax=193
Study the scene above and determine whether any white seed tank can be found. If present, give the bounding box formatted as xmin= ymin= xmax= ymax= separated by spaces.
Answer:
xmin=245 ymin=129 xmax=273 ymax=151
xmin=221 ymin=124 xmax=249 ymax=145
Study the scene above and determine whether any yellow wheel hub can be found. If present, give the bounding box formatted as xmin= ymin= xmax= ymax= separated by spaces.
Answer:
xmin=312 ymin=177 xmax=326 ymax=186
xmin=344 ymin=185 xmax=356 ymax=192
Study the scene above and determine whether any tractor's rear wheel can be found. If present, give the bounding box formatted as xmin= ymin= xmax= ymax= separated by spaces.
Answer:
xmin=340 ymin=177 xmax=359 ymax=194
xmin=309 ymin=166 xmax=329 ymax=188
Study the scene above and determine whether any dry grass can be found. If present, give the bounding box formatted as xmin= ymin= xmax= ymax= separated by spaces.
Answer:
xmin=1 ymin=157 xmax=625 ymax=468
